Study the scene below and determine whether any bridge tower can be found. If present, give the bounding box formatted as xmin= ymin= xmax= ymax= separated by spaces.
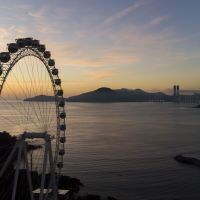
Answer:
xmin=173 ymin=85 xmax=180 ymax=102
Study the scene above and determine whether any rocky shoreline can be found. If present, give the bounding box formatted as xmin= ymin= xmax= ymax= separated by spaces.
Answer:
xmin=0 ymin=132 xmax=118 ymax=200
xmin=174 ymin=154 xmax=200 ymax=167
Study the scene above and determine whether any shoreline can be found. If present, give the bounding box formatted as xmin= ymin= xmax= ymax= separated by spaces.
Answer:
xmin=0 ymin=132 xmax=118 ymax=200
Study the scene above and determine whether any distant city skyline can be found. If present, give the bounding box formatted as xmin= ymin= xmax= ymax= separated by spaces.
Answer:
xmin=0 ymin=0 xmax=199 ymax=96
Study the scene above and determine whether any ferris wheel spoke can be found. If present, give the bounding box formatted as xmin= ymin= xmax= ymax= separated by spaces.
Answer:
xmin=45 ymin=74 xmax=56 ymax=130
xmin=40 ymin=58 xmax=50 ymax=130
xmin=9 ymin=67 xmax=30 ymax=108
xmin=28 ymin=55 xmax=46 ymax=129
xmin=1 ymin=82 xmax=26 ymax=127
xmin=47 ymin=109 xmax=56 ymax=133
xmin=22 ymin=55 xmax=41 ymax=128
xmin=0 ymin=95 xmax=25 ymax=129
xmin=0 ymin=85 xmax=42 ymax=132
xmin=33 ymin=57 xmax=47 ymax=126
xmin=44 ymin=67 xmax=49 ymax=129
xmin=0 ymin=114 xmax=23 ymax=134
xmin=17 ymin=56 xmax=38 ymax=120
xmin=23 ymin=55 xmax=46 ymax=130
xmin=33 ymin=57 xmax=49 ymax=130
xmin=40 ymin=65 xmax=48 ymax=130
xmin=4 ymin=69 xmax=38 ymax=130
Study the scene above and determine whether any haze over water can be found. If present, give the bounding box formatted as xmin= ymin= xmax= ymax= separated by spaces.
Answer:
xmin=64 ymin=102 xmax=200 ymax=200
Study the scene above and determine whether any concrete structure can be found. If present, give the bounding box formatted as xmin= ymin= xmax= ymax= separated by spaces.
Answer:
xmin=173 ymin=85 xmax=176 ymax=97
xmin=33 ymin=188 xmax=70 ymax=200
xmin=177 ymin=85 xmax=180 ymax=97
xmin=173 ymin=85 xmax=180 ymax=102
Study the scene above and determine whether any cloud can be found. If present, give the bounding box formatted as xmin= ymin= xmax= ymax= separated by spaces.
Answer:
xmin=22 ymin=5 xmax=63 ymax=36
xmin=36 ymin=23 xmax=61 ymax=34
xmin=0 ymin=5 xmax=31 ymax=21
xmin=173 ymin=51 xmax=200 ymax=61
xmin=64 ymin=51 xmax=140 ymax=68
xmin=54 ymin=7 xmax=70 ymax=19
xmin=27 ymin=6 xmax=47 ymax=19
xmin=149 ymin=15 xmax=169 ymax=26
xmin=41 ymin=38 xmax=141 ymax=68
xmin=0 ymin=5 xmax=31 ymax=11
xmin=0 ymin=26 xmax=31 ymax=49
xmin=109 ymin=25 xmax=174 ymax=51
xmin=42 ymin=41 xmax=84 ymax=67
xmin=104 ymin=0 xmax=150 ymax=24
xmin=85 ymin=70 xmax=115 ymax=80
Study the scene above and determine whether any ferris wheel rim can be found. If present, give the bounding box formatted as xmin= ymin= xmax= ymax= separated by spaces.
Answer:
xmin=0 ymin=37 xmax=66 ymax=172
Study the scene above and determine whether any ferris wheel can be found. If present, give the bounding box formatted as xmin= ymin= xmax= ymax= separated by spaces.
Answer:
xmin=0 ymin=38 xmax=66 ymax=200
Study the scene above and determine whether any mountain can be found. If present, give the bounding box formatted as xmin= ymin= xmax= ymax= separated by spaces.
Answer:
xmin=24 ymin=95 xmax=55 ymax=101
xmin=66 ymin=87 xmax=172 ymax=102
xmin=24 ymin=87 xmax=172 ymax=102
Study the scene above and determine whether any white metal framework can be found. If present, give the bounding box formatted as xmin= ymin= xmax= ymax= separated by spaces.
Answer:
xmin=0 ymin=38 xmax=66 ymax=200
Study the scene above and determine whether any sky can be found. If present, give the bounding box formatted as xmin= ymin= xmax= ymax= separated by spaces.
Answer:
xmin=0 ymin=0 xmax=200 ymax=96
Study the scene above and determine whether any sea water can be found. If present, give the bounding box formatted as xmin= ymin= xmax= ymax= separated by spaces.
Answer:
xmin=64 ymin=102 xmax=200 ymax=200
xmin=1 ymin=102 xmax=200 ymax=200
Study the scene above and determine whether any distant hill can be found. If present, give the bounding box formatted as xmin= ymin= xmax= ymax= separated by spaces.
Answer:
xmin=24 ymin=87 xmax=173 ymax=102
xmin=67 ymin=87 xmax=172 ymax=102
xmin=24 ymin=95 xmax=55 ymax=101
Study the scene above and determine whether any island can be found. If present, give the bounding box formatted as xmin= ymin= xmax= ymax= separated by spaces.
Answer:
xmin=24 ymin=87 xmax=172 ymax=103
xmin=24 ymin=95 xmax=55 ymax=102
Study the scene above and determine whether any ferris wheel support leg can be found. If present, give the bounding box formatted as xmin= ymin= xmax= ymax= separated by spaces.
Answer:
xmin=23 ymin=140 xmax=35 ymax=200
xmin=39 ymin=141 xmax=48 ymax=200
xmin=47 ymin=137 xmax=58 ymax=200
xmin=12 ymin=140 xmax=22 ymax=200
xmin=0 ymin=142 xmax=17 ymax=179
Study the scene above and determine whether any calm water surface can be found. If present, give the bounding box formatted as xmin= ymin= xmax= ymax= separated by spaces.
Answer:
xmin=64 ymin=102 xmax=200 ymax=200
xmin=1 ymin=102 xmax=200 ymax=199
